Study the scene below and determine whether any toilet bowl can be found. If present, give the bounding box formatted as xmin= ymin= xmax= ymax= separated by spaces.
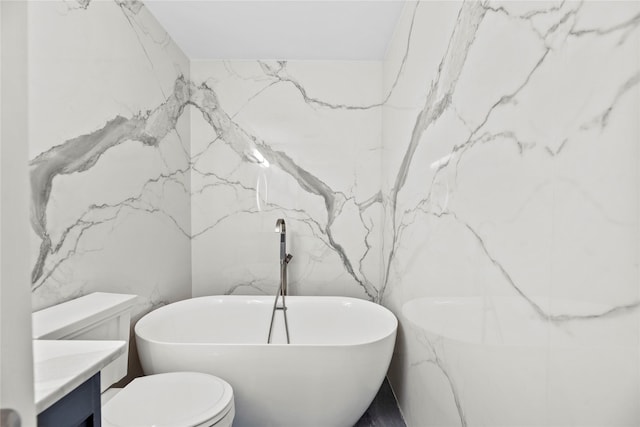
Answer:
xmin=33 ymin=293 xmax=235 ymax=427
xmin=103 ymin=372 xmax=235 ymax=427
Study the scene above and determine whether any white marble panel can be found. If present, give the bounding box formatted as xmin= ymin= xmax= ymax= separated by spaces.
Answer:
xmin=190 ymin=60 xmax=384 ymax=300
xmin=382 ymin=1 xmax=640 ymax=425
xmin=28 ymin=0 xmax=192 ymax=318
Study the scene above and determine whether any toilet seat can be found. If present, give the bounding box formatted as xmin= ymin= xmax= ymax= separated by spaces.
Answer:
xmin=102 ymin=372 xmax=234 ymax=427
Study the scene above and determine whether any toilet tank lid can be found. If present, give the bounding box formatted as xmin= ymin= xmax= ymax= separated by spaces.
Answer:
xmin=33 ymin=293 xmax=138 ymax=340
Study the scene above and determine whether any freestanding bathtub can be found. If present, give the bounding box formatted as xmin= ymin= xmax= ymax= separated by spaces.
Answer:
xmin=135 ymin=295 xmax=398 ymax=427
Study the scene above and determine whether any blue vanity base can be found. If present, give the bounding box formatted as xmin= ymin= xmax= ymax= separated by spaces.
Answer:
xmin=37 ymin=373 xmax=101 ymax=427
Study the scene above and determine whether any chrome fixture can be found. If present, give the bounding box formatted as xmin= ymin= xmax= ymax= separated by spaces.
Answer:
xmin=268 ymin=218 xmax=293 ymax=344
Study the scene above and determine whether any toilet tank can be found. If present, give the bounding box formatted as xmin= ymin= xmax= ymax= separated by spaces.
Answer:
xmin=32 ymin=292 xmax=138 ymax=392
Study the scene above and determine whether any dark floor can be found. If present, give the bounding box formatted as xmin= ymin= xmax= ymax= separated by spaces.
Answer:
xmin=354 ymin=378 xmax=406 ymax=427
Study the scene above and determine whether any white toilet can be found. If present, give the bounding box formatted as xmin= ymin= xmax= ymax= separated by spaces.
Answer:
xmin=32 ymin=292 xmax=235 ymax=427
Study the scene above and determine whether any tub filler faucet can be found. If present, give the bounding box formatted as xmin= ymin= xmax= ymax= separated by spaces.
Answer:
xmin=268 ymin=218 xmax=293 ymax=344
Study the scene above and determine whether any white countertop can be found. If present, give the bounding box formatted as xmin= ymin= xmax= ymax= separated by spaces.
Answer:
xmin=33 ymin=340 xmax=126 ymax=413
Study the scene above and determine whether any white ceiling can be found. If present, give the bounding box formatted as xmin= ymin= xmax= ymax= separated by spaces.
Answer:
xmin=144 ymin=1 xmax=406 ymax=60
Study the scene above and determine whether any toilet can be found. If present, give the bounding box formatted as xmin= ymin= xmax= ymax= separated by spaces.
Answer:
xmin=32 ymin=292 xmax=235 ymax=427
xmin=102 ymin=372 xmax=234 ymax=427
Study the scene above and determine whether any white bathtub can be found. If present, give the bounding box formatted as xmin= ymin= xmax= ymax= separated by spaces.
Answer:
xmin=135 ymin=296 xmax=398 ymax=427
xmin=399 ymin=297 xmax=639 ymax=426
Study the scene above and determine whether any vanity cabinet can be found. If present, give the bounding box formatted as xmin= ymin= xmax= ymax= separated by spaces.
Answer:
xmin=37 ymin=373 xmax=101 ymax=427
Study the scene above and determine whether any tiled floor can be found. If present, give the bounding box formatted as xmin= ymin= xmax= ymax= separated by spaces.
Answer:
xmin=354 ymin=378 xmax=406 ymax=427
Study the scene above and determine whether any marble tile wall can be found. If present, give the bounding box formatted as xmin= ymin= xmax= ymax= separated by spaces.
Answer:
xmin=189 ymin=60 xmax=384 ymax=299
xmin=28 ymin=0 xmax=192 ymax=318
xmin=27 ymin=1 xmax=386 ymax=316
xmin=381 ymin=1 xmax=640 ymax=425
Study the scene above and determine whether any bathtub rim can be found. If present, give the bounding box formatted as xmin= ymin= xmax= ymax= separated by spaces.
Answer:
xmin=135 ymin=295 xmax=398 ymax=348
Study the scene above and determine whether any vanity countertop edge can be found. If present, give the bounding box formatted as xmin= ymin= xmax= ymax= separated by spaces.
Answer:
xmin=33 ymin=339 xmax=126 ymax=413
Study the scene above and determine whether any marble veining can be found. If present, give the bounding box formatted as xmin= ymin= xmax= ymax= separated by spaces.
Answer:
xmin=411 ymin=330 xmax=466 ymax=427
xmin=30 ymin=80 xmax=190 ymax=288
xmin=384 ymin=0 xmax=640 ymax=320
xmin=29 ymin=0 xmax=191 ymax=315
xmin=188 ymin=59 xmax=385 ymax=299
xmin=189 ymin=76 xmax=381 ymax=299
xmin=382 ymin=1 xmax=640 ymax=426
xmin=383 ymin=1 xmax=488 ymax=298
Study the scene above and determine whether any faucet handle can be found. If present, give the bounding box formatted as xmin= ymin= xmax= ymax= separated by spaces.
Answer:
xmin=285 ymin=254 xmax=293 ymax=264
